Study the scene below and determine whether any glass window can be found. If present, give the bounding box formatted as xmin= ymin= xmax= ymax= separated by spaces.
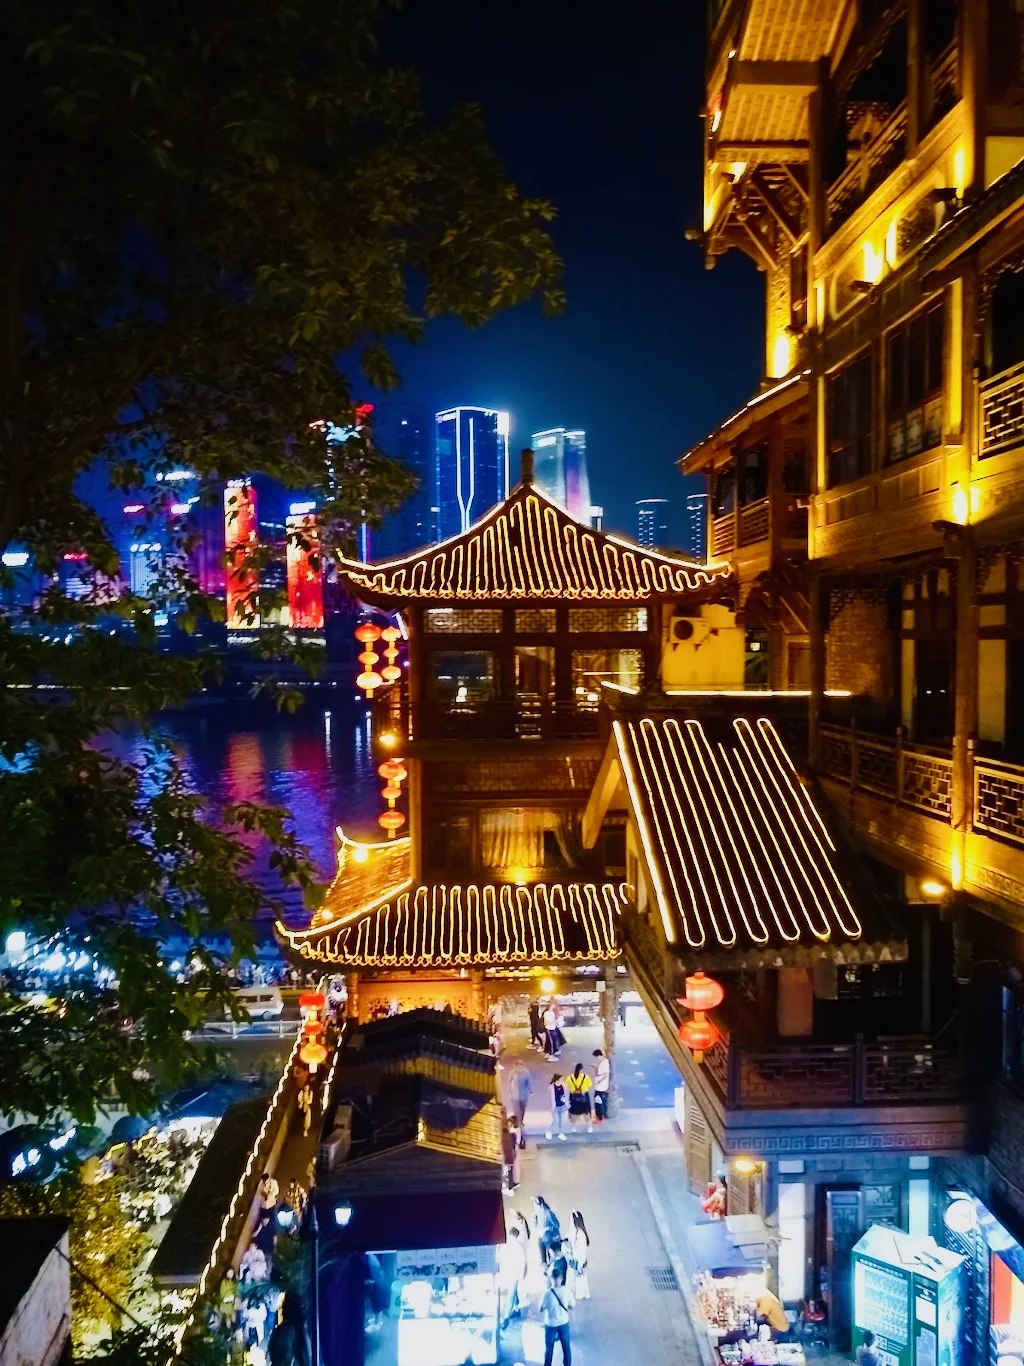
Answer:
xmin=428 ymin=651 xmax=495 ymax=705
xmin=827 ymin=352 xmax=874 ymax=487
xmin=886 ymin=301 xmax=944 ymax=462
xmin=515 ymin=608 xmax=556 ymax=633
xmin=479 ymin=807 xmax=581 ymax=876
xmin=739 ymin=443 xmax=769 ymax=505
xmin=571 ymin=648 xmax=642 ymax=705
xmin=425 ymin=608 xmax=502 ymax=633
xmin=712 ymin=464 xmax=736 ymax=517
xmin=568 ymin=607 xmax=647 ymax=633
xmin=515 ymin=645 xmax=555 ymax=696
xmin=426 ymin=814 xmax=471 ymax=873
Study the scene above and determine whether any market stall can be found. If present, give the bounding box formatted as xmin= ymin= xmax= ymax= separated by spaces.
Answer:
xmin=690 ymin=1217 xmax=805 ymax=1366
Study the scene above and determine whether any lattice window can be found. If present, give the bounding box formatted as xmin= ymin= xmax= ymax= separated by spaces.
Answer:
xmin=975 ymin=765 xmax=1024 ymax=846
xmin=424 ymin=608 xmax=503 ymax=633
xmin=901 ymin=751 xmax=952 ymax=818
xmin=515 ymin=608 xmax=556 ymax=633
xmin=568 ymin=607 xmax=648 ymax=633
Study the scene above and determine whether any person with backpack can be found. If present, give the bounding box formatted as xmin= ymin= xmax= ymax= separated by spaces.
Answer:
xmin=566 ymin=1063 xmax=593 ymax=1132
xmin=533 ymin=1195 xmax=562 ymax=1265
xmin=540 ymin=1265 xmax=574 ymax=1366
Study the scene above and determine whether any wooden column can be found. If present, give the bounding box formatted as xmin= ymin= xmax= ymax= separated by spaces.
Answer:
xmin=906 ymin=0 xmax=923 ymax=155
xmin=809 ymin=568 xmax=826 ymax=767
xmin=960 ymin=0 xmax=987 ymax=198
xmin=600 ymin=963 xmax=620 ymax=1118
xmin=470 ymin=968 xmax=485 ymax=1023
xmin=346 ymin=972 xmax=360 ymax=1023
xmin=951 ymin=534 xmax=978 ymax=886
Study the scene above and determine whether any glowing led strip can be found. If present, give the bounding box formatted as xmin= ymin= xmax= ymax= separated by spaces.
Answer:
xmin=284 ymin=883 xmax=624 ymax=964
xmin=612 ymin=720 xmax=678 ymax=945
xmin=754 ymin=718 xmax=835 ymax=851
xmin=675 ymin=719 xmax=773 ymax=945
xmin=635 ymin=717 xmax=719 ymax=948
xmin=737 ymin=720 xmax=860 ymax=938
xmin=338 ymin=490 xmax=727 ymax=601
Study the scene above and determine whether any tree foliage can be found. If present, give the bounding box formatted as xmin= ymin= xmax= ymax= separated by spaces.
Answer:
xmin=0 ymin=0 xmax=562 ymax=1124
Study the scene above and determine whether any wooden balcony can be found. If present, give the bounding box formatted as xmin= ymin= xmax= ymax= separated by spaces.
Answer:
xmin=414 ymin=697 xmax=602 ymax=744
xmin=826 ymin=101 xmax=907 ymax=237
xmin=622 ymin=904 xmax=975 ymax=1155
xmin=980 ymin=360 xmax=1024 ymax=459
xmin=710 ymin=495 xmax=803 ymax=559
xmin=817 ymin=722 xmax=1024 ymax=916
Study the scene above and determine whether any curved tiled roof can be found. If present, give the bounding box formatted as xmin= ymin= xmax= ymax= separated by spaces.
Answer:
xmin=614 ymin=714 xmax=864 ymax=952
xmin=277 ymin=881 xmax=625 ymax=967
xmin=338 ymin=484 xmax=730 ymax=603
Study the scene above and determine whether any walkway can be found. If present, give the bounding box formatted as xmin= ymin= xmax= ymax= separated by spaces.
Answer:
xmin=496 ymin=1013 xmax=705 ymax=1366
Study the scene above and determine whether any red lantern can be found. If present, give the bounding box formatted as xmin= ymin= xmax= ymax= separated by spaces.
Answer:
xmin=356 ymin=670 xmax=383 ymax=693
xmin=678 ymin=1017 xmax=717 ymax=1061
xmin=358 ymin=650 xmax=379 ymax=667
xmin=302 ymin=1019 xmax=322 ymax=1039
xmin=378 ymin=810 xmax=406 ymax=836
xmin=299 ymin=1040 xmax=328 ymax=1073
xmin=354 ymin=623 xmax=381 ymax=643
xmin=381 ymin=783 xmax=402 ymax=804
xmin=299 ymin=992 xmax=325 ymax=1013
xmin=378 ymin=759 xmax=408 ymax=782
xmin=680 ymin=971 xmax=725 ymax=1014
xmin=381 ymin=626 xmax=401 ymax=643
xmin=381 ymin=664 xmax=402 ymax=683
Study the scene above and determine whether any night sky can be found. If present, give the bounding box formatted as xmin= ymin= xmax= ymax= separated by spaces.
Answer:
xmin=373 ymin=0 xmax=765 ymax=541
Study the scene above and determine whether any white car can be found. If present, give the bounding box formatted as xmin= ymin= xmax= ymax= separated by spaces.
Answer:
xmin=227 ymin=987 xmax=285 ymax=1022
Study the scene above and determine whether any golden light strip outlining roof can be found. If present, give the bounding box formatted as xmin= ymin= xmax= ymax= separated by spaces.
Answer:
xmin=615 ymin=715 xmax=863 ymax=953
xmin=276 ymin=881 xmax=625 ymax=967
xmin=338 ymin=486 xmax=730 ymax=601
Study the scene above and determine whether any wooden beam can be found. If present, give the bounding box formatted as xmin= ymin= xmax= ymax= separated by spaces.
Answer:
xmin=715 ymin=140 xmax=810 ymax=162
xmin=750 ymin=169 xmax=801 ymax=243
xmin=731 ymin=60 xmax=820 ymax=90
xmin=781 ymin=163 xmax=809 ymax=202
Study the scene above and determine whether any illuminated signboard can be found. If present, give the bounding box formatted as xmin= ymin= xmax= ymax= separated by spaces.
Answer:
xmin=224 ymin=482 xmax=259 ymax=628
xmin=286 ymin=513 xmax=324 ymax=630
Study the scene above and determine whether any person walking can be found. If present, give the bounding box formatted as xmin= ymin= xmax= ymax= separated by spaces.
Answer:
xmin=591 ymin=1049 xmax=611 ymax=1122
xmin=545 ymin=1073 xmax=567 ymax=1141
xmin=542 ymin=1002 xmax=560 ymax=1058
xmin=499 ymin=1224 xmax=528 ymax=1328
xmin=529 ymin=1001 xmax=544 ymax=1050
xmin=257 ymin=1172 xmax=279 ymax=1218
xmin=501 ymin=1116 xmax=520 ymax=1193
xmin=533 ymin=1195 xmax=562 ymax=1265
xmin=540 ymin=1266 xmax=574 ymax=1366
xmin=297 ymin=1082 xmax=313 ymax=1137
xmin=566 ymin=1063 xmax=593 ymax=1132
xmin=570 ymin=1211 xmax=590 ymax=1300
xmin=506 ymin=1059 xmax=532 ymax=1142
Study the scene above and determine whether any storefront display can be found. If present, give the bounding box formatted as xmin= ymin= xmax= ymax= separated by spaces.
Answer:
xmin=363 ymin=1244 xmax=499 ymax=1366
xmin=852 ymin=1225 xmax=966 ymax=1366
xmin=694 ymin=1269 xmax=806 ymax=1366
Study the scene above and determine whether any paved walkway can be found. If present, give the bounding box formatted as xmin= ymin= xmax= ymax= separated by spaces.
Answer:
xmin=496 ymin=1017 xmax=704 ymax=1366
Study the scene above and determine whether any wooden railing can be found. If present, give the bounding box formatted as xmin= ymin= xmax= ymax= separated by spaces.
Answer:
xmin=926 ymin=40 xmax=959 ymax=130
xmin=980 ymin=360 xmax=1024 ymax=459
xmin=975 ymin=757 xmax=1024 ymax=849
xmin=738 ymin=497 xmax=770 ymax=546
xmin=712 ymin=514 xmax=735 ymax=556
xmin=826 ymin=101 xmax=908 ymax=236
xmin=416 ymin=698 xmax=602 ymax=743
xmin=818 ymin=723 xmax=953 ymax=820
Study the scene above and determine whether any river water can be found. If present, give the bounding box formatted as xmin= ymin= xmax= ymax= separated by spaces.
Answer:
xmin=104 ymin=696 xmax=382 ymax=933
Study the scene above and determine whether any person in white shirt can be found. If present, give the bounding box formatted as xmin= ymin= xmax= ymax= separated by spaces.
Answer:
xmin=591 ymin=1049 xmax=611 ymax=1122
xmin=540 ymin=1266 xmax=574 ymax=1366
xmin=499 ymin=1225 xmax=528 ymax=1327
xmin=542 ymin=1004 xmax=560 ymax=1058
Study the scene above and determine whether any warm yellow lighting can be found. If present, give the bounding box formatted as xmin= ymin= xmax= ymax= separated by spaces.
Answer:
xmin=540 ymin=977 xmax=557 ymax=994
xmin=338 ymin=490 xmax=727 ymax=601
xmin=953 ymin=146 xmax=966 ymax=198
xmin=920 ymin=878 xmax=946 ymax=899
xmin=733 ymin=1156 xmax=758 ymax=1174
xmin=771 ymin=331 xmax=792 ymax=379
xmin=815 ymin=281 xmax=825 ymax=326
xmin=862 ymin=240 xmax=882 ymax=285
xmin=952 ymin=483 xmax=970 ymax=526
xmin=885 ymin=218 xmax=898 ymax=268
xmin=951 ymin=849 xmax=964 ymax=890
xmin=351 ymin=845 xmax=369 ymax=864
xmin=379 ymin=732 xmax=398 ymax=748
xmin=506 ymin=865 xmax=531 ymax=886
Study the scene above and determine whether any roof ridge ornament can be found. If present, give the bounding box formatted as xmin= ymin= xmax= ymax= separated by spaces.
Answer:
xmin=519 ymin=447 xmax=535 ymax=486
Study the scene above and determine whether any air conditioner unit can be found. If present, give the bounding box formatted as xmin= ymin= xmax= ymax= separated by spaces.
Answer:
xmin=319 ymin=1127 xmax=352 ymax=1171
xmin=670 ymin=616 xmax=710 ymax=646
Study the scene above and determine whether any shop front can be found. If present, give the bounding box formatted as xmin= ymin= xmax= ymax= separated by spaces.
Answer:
xmin=938 ymin=1188 xmax=1024 ymax=1366
xmin=852 ymin=1225 xmax=966 ymax=1366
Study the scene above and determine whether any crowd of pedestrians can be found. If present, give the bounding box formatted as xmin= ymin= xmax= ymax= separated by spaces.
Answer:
xmin=498 ymin=1196 xmax=592 ymax=1366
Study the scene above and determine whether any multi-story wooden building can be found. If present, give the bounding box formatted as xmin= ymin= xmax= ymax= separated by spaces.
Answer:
xmin=688 ymin=0 xmax=1024 ymax=1311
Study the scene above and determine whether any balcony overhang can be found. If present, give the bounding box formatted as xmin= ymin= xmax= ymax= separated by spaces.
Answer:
xmin=680 ymin=373 xmax=809 ymax=474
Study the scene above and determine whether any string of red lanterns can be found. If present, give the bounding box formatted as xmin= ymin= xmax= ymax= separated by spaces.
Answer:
xmin=381 ymin=625 xmax=402 ymax=683
xmin=354 ymin=622 xmax=383 ymax=697
xmin=676 ymin=970 xmax=724 ymax=1063
xmin=298 ymin=991 xmax=329 ymax=1072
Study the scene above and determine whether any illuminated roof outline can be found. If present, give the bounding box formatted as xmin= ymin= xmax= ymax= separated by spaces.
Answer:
xmin=337 ymin=476 xmax=731 ymax=603
xmin=308 ymin=827 xmax=412 ymax=930
xmin=277 ymin=881 xmax=625 ymax=967
xmin=610 ymin=714 xmax=864 ymax=953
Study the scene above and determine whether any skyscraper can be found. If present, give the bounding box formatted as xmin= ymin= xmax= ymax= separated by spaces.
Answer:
xmin=372 ymin=403 xmax=434 ymax=556
xmin=434 ymin=407 xmax=510 ymax=539
xmin=686 ymin=489 xmax=709 ymax=561
xmin=530 ymin=427 xmax=592 ymax=522
xmin=636 ymin=498 xmax=669 ymax=549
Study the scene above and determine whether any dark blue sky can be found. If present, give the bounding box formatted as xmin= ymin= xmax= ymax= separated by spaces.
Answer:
xmin=372 ymin=0 xmax=765 ymax=540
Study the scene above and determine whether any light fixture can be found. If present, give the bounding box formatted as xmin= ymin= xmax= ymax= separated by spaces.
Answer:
xmin=351 ymin=845 xmax=369 ymax=864
xmin=540 ymin=976 xmax=556 ymax=994
xmin=920 ymin=879 xmax=947 ymax=900
xmin=733 ymin=1156 xmax=758 ymax=1174
xmin=335 ymin=1202 xmax=353 ymax=1227
xmin=379 ymin=732 xmax=398 ymax=749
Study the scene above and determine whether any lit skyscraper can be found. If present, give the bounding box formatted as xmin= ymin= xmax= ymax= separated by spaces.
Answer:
xmin=530 ymin=428 xmax=592 ymax=522
xmin=372 ymin=403 xmax=434 ymax=555
xmin=636 ymin=498 xmax=669 ymax=548
xmin=434 ymin=407 xmax=510 ymax=539
xmin=686 ymin=489 xmax=709 ymax=561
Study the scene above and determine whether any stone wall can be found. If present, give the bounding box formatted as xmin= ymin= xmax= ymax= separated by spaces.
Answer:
xmin=826 ymin=589 xmax=893 ymax=701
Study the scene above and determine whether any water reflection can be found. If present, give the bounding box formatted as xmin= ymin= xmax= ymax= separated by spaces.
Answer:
xmin=103 ymin=697 xmax=380 ymax=931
